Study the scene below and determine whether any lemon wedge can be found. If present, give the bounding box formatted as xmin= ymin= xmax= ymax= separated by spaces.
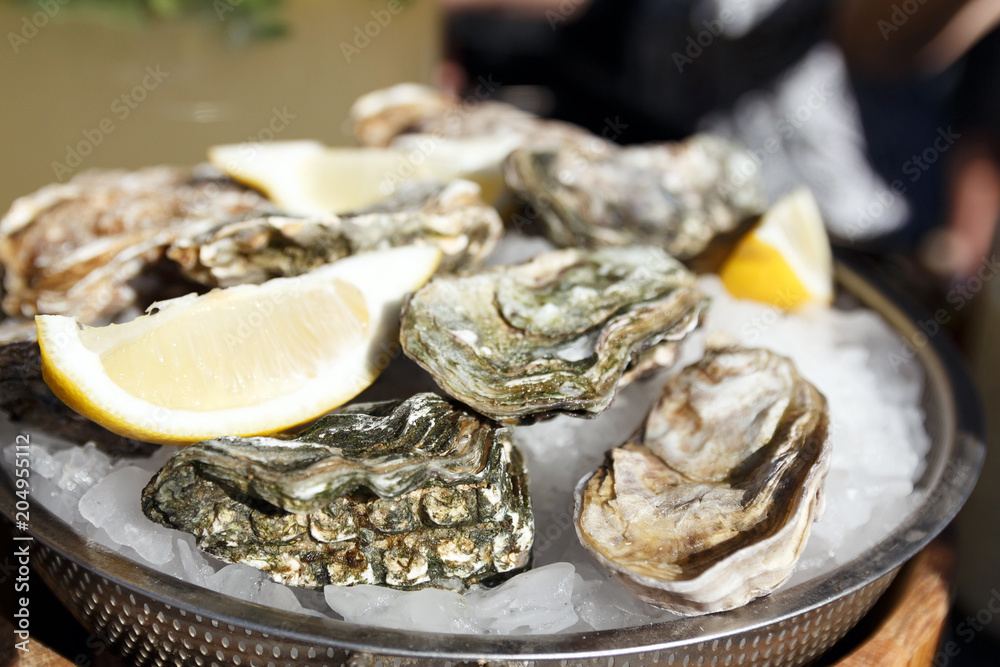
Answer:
xmin=719 ymin=188 xmax=833 ymax=310
xmin=209 ymin=140 xmax=329 ymax=214
xmin=37 ymin=245 xmax=442 ymax=445
xmin=209 ymin=136 xmax=517 ymax=216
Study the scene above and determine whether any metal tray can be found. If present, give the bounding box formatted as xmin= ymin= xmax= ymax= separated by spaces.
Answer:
xmin=0 ymin=259 xmax=985 ymax=667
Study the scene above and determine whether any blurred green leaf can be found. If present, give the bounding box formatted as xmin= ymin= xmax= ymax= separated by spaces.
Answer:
xmin=6 ymin=0 xmax=386 ymax=42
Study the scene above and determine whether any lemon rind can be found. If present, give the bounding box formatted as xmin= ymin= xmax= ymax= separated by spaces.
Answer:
xmin=37 ymin=245 xmax=442 ymax=445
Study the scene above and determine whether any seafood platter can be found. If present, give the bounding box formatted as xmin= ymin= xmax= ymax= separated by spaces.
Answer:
xmin=0 ymin=84 xmax=984 ymax=666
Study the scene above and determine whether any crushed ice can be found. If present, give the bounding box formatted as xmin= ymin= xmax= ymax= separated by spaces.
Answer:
xmin=0 ymin=237 xmax=931 ymax=634
xmin=325 ymin=563 xmax=580 ymax=634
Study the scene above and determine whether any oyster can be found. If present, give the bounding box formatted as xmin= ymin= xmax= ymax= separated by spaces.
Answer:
xmin=575 ymin=343 xmax=831 ymax=616
xmin=0 ymin=165 xmax=275 ymax=324
xmin=350 ymin=83 xmax=594 ymax=150
xmin=400 ymin=247 xmax=706 ymax=423
xmin=504 ymin=134 xmax=767 ymax=260
xmin=142 ymin=393 xmax=533 ymax=590
xmin=166 ymin=180 xmax=503 ymax=287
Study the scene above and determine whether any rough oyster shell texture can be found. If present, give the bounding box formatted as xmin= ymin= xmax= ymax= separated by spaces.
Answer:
xmin=350 ymin=83 xmax=594 ymax=150
xmin=575 ymin=343 xmax=831 ymax=616
xmin=504 ymin=134 xmax=767 ymax=260
xmin=0 ymin=165 xmax=275 ymax=324
xmin=166 ymin=180 xmax=503 ymax=287
xmin=142 ymin=393 xmax=533 ymax=590
xmin=400 ymin=247 xmax=707 ymax=423
xmin=0 ymin=165 xmax=502 ymax=325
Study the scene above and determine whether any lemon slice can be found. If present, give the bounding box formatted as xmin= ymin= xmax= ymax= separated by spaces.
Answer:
xmin=389 ymin=133 xmax=519 ymax=205
xmin=209 ymin=137 xmax=516 ymax=216
xmin=209 ymin=140 xmax=328 ymax=214
xmin=719 ymin=188 xmax=833 ymax=310
xmin=37 ymin=245 xmax=442 ymax=445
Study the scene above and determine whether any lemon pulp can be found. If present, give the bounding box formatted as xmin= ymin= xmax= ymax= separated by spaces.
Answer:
xmin=37 ymin=245 xmax=441 ymax=444
xmin=719 ymin=188 xmax=833 ymax=310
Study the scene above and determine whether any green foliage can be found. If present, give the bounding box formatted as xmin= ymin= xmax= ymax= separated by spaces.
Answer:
xmin=14 ymin=0 xmax=290 ymax=41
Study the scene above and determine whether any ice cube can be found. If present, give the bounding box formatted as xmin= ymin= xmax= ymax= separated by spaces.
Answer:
xmin=78 ymin=467 xmax=176 ymax=565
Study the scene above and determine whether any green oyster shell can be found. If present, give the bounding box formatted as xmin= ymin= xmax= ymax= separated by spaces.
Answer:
xmin=141 ymin=393 xmax=533 ymax=590
xmin=504 ymin=134 xmax=766 ymax=261
xmin=400 ymin=246 xmax=707 ymax=423
xmin=166 ymin=180 xmax=503 ymax=287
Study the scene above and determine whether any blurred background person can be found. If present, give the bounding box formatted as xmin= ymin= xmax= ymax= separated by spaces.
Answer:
xmin=440 ymin=0 xmax=1000 ymax=282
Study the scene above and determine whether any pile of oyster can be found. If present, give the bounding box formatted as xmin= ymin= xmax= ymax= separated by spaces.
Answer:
xmin=0 ymin=169 xmax=501 ymax=325
xmin=0 ymin=83 xmax=831 ymax=611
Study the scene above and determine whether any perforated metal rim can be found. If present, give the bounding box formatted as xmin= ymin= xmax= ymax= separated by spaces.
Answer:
xmin=31 ymin=540 xmax=898 ymax=667
xmin=0 ymin=259 xmax=985 ymax=665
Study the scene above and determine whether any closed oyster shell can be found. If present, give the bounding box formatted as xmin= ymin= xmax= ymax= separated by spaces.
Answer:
xmin=400 ymin=247 xmax=706 ymax=423
xmin=350 ymin=83 xmax=593 ymax=150
xmin=0 ymin=165 xmax=275 ymax=324
xmin=575 ymin=343 xmax=831 ymax=616
xmin=141 ymin=393 xmax=533 ymax=590
xmin=166 ymin=180 xmax=503 ymax=287
xmin=0 ymin=164 xmax=500 ymax=322
xmin=504 ymin=134 xmax=767 ymax=260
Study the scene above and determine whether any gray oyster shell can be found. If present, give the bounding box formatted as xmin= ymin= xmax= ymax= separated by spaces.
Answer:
xmin=0 ymin=165 xmax=275 ymax=324
xmin=166 ymin=180 xmax=503 ymax=287
xmin=504 ymin=134 xmax=767 ymax=261
xmin=141 ymin=393 xmax=533 ymax=590
xmin=0 ymin=164 xmax=500 ymax=323
xmin=575 ymin=343 xmax=831 ymax=616
xmin=400 ymin=247 xmax=707 ymax=423
xmin=350 ymin=83 xmax=592 ymax=149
